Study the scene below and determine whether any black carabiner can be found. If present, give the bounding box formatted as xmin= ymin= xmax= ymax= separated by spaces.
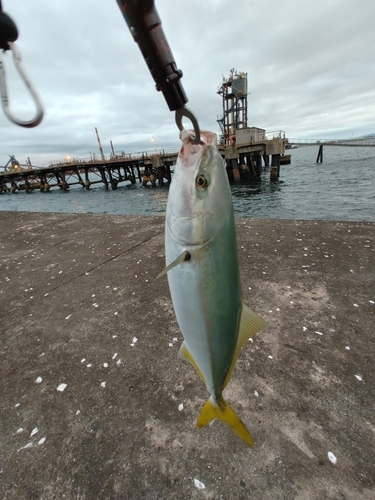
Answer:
xmin=0 ymin=3 xmax=43 ymax=128
xmin=0 ymin=8 xmax=18 ymax=50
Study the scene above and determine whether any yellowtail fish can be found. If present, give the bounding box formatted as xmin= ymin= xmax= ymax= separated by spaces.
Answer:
xmin=158 ymin=130 xmax=266 ymax=446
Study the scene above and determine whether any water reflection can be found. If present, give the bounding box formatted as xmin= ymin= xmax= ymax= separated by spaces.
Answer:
xmin=231 ymin=176 xmax=285 ymax=217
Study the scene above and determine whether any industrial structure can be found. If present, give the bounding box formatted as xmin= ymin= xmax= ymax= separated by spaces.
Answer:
xmin=216 ymin=69 xmax=288 ymax=182
xmin=217 ymin=70 xmax=248 ymax=145
xmin=0 ymin=155 xmax=32 ymax=173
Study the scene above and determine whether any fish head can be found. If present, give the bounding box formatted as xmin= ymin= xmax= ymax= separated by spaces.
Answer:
xmin=167 ymin=130 xmax=232 ymax=246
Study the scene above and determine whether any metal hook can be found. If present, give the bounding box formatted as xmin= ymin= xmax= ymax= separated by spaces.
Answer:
xmin=0 ymin=41 xmax=43 ymax=128
xmin=175 ymin=105 xmax=201 ymax=145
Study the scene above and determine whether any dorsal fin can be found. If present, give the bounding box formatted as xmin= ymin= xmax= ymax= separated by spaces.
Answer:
xmin=156 ymin=250 xmax=191 ymax=279
xmin=222 ymin=303 xmax=266 ymax=390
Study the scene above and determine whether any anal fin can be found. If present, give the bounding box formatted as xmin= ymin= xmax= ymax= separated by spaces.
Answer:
xmin=178 ymin=341 xmax=207 ymax=386
xmin=197 ymin=395 xmax=254 ymax=447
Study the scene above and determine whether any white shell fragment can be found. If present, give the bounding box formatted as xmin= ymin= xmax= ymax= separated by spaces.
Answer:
xmin=327 ymin=452 xmax=337 ymax=464
xmin=30 ymin=427 xmax=38 ymax=437
xmin=194 ymin=478 xmax=205 ymax=490
xmin=57 ymin=383 xmax=67 ymax=392
xmin=38 ymin=437 xmax=46 ymax=445
xmin=17 ymin=442 xmax=33 ymax=452
xmin=355 ymin=374 xmax=363 ymax=381
xmin=100 ymin=382 xmax=106 ymax=388
xmin=178 ymin=403 xmax=183 ymax=411
xmin=315 ymin=331 xmax=323 ymax=336
xmin=254 ymin=390 xmax=259 ymax=397
xmin=34 ymin=377 xmax=43 ymax=384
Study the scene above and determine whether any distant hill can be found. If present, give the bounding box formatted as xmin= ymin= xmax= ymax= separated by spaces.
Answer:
xmin=358 ymin=133 xmax=375 ymax=138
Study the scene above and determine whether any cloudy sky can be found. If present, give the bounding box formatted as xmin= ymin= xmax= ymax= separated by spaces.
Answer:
xmin=1 ymin=0 xmax=374 ymax=166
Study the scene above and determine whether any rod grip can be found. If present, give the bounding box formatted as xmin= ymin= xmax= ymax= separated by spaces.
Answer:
xmin=116 ymin=0 xmax=188 ymax=111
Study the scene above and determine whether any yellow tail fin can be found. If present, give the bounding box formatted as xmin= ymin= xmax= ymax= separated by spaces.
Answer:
xmin=197 ymin=396 xmax=254 ymax=447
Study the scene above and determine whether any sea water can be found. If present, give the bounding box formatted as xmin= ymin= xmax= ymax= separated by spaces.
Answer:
xmin=0 ymin=146 xmax=374 ymax=222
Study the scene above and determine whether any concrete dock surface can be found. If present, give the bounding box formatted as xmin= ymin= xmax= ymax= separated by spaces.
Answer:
xmin=0 ymin=211 xmax=374 ymax=499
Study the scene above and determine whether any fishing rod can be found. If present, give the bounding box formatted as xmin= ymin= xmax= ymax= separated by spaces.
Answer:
xmin=116 ymin=0 xmax=200 ymax=144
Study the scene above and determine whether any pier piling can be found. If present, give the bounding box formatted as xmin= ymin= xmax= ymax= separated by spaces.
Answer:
xmin=270 ymin=154 xmax=280 ymax=181
xmin=316 ymin=145 xmax=323 ymax=163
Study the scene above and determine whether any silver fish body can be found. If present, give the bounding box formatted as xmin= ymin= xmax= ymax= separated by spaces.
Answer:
xmin=162 ymin=130 xmax=265 ymax=446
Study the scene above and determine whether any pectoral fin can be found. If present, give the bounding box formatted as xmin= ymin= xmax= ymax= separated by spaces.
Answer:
xmin=197 ymin=395 xmax=254 ymax=447
xmin=222 ymin=303 xmax=266 ymax=390
xmin=156 ymin=250 xmax=191 ymax=279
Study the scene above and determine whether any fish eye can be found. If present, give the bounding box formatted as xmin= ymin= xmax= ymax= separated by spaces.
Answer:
xmin=196 ymin=174 xmax=209 ymax=188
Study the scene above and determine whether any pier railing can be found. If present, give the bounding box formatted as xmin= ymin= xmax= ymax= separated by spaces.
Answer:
xmin=288 ymin=138 xmax=375 ymax=147
xmin=265 ymin=130 xmax=286 ymax=140
xmin=47 ymin=146 xmax=181 ymax=169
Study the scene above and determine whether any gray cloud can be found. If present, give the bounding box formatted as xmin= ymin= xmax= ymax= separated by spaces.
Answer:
xmin=1 ymin=0 xmax=374 ymax=166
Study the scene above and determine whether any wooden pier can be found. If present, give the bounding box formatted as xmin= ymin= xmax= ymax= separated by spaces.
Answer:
xmin=0 ymin=152 xmax=176 ymax=194
xmin=0 ymin=135 xmax=288 ymax=194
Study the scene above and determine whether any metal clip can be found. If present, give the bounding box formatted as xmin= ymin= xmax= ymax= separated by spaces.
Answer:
xmin=175 ymin=106 xmax=201 ymax=145
xmin=0 ymin=41 xmax=43 ymax=128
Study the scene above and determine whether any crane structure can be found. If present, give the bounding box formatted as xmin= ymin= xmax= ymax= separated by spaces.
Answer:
xmin=0 ymin=155 xmax=20 ymax=172
xmin=217 ymin=69 xmax=248 ymax=146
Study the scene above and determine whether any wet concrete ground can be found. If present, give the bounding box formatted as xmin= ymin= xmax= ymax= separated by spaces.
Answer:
xmin=0 ymin=211 xmax=374 ymax=499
